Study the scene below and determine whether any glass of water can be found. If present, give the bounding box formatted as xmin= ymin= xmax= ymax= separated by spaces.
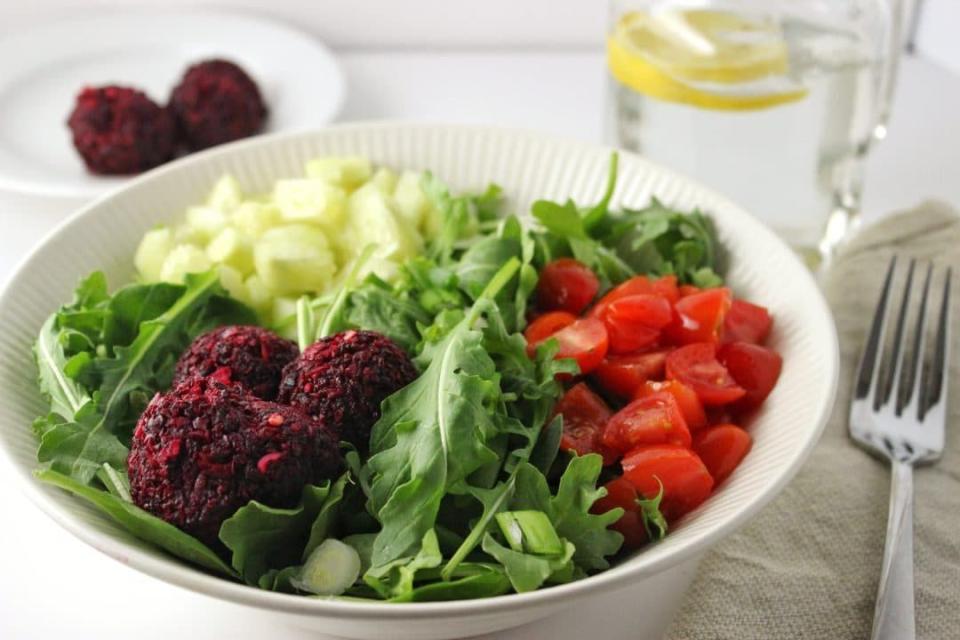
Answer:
xmin=606 ymin=0 xmax=908 ymax=265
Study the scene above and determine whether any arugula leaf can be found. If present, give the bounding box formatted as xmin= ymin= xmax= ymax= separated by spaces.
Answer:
xmin=511 ymin=457 xmax=623 ymax=572
xmin=365 ymin=529 xmax=443 ymax=600
xmin=365 ymin=260 xmax=520 ymax=569
xmin=481 ymin=533 xmax=575 ymax=593
xmin=398 ymin=567 xmax=511 ymax=602
xmin=36 ymin=468 xmax=236 ymax=578
xmin=637 ymin=479 xmax=668 ymax=541
xmin=34 ymin=314 xmax=91 ymax=421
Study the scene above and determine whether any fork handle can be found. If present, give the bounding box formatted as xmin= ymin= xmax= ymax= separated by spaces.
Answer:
xmin=871 ymin=460 xmax=915 ymax=640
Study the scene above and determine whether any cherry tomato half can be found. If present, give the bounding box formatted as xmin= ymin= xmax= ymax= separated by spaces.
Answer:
xmin=665 ymin=342 xmax=746 ymax=406
xmin=552 ymin=383 xmax=617 ymax=465
xmin=693 ymin=424 xmax=752 ymax=484
xmin=678 ymin=284 xmax=700 ymax=298
xmin=591 ymin=476 xmax=648 ymax=549
xmin=589 ymin=275 xmax=679 ymax=319
xmin=552 ymin=317 xmax=609 ymax=375
xmin=591 ymin=350 xmax=669 ymax=399
xmin=665 ymin=288 xmax=732 ymax=345
xmin=524 ymin=311 xmax=577 ymax=355
xmin=602 ymin=294 xmax=673 ymax=354
xmin=722 ymin=299 xmax=773 ymax=345
xmin=536 ymin=258 xmax=600 ymax=314
xmin=622 ymin=444 xmax=714 ymax=521
xmin=717 ymin=342 xmax=783 ymax=410
xmin=634 ymin=379 xmax=707 ymax=431
xmin=602 ymin=391 xmax=692 ymax=452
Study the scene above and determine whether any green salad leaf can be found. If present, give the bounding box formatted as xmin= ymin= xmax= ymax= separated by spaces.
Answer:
xmin=365 ymin=260 xmax=521 ymax=569
xmin=481 ymin=533 xmax=575 ymax=593
xmin=36 ymin=468 xmax=236 ymax=578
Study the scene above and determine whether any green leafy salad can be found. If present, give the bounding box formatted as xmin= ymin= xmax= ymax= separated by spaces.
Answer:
xmin=31 ymin=154 xmax=723 ymax=601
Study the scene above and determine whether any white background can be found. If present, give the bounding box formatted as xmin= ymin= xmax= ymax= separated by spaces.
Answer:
xmin=0 ymin=2 xmax=958 ymax=639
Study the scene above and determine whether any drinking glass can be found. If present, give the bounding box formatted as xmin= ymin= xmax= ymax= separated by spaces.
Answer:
xmin=605 ymin=0 xmax=909 ymax=265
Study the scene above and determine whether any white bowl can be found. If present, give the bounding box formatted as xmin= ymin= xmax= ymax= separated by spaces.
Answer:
xmin=0 ymin=123 xmax=838 ymax=640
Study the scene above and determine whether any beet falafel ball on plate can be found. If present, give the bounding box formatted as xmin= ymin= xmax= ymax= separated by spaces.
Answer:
xmin=169 ymin=58 xmax=268 ymax=151
xmin=278 ymin=330 xmax=418 ymax=450
xmin=67 ymin=86 xmax=176 ymax=175
xmin=172 ymin=325 xmax=298 ymax=400
xmin=128 ymin=377 xmax=341 ymax=546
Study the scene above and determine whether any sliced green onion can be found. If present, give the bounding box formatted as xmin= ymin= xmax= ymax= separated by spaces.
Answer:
xmin=293 ymin=539 xmax=361 ymax=596
xmin=495 ymin=510 xmax=565 ymax=556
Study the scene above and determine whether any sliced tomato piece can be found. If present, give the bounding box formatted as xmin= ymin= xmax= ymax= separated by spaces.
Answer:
xmin=601 ymin=294 xmax=673 ymax=354
xmin=722 ymin=299 xmax=773 ymax=345
xmin=693 ymin=424 xmax=752 ymax=484
xmin=665 ymin=288 xmax=732 ymax=345
xmin=622 ymin=445 xmax=714 ymax=521
xmin=589 ymin=275 xmax=679 ymax=319
xmin=591 ymin=476 xmax=647 ymax=549
xmin=551 ymin=317 xmax=608 ymax=375
xmin=524 ymin=310 xmax=577 ymax=355
xmin=634 ymin=380 xmax=707 ymax=431
xmin=536 ymin=258 xmax=600 ymax=314
xmin=678 ymin=284 xmax=700 ymax=298
xmin=552 ymin=382 xmax=617 ymax=465
xmin=718 ymin=342 xmax=783 ymax=410
xmin=602 ymin=391 xmax=691 ymax=452
xmin=591 ymin=350 xmax=669 ymax=399
xmin=665 ymin=342 xmax=746 ymax=406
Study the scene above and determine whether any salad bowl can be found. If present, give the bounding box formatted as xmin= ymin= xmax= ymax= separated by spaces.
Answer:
xmin=0 ymin=123 xmax=838 ymax=639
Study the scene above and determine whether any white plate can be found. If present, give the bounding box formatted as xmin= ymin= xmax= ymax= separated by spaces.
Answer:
xmin=0 ymin=10 xmax=344 ymax=199
xmin=0 ymin=124 xmax=838 ymax=639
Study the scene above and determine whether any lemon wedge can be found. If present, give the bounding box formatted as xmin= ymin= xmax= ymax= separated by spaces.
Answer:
xmin=607 ymin=10 xmax=808 ymax=111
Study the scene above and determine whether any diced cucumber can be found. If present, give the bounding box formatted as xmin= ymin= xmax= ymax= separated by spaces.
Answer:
xmin=134 ymin=227 xmax=174 ymax=282
xmin=233 ymin=202 xmax=282 ymax=238
xmin=242 ymin=274 xmax=272 ymax=313
xmin=184 ymin=206 xmax=229 ymax=243
xmin=393 ymin=170 xmax=432 ymax=228
xmin=217 ymin=264 xmax=247 ymax=302
xmin=253 ymin=225 xmax=336 ymax=295
xmin=370 ymin=167 xmax=398 ymax=194
xmin=159 ymin=245 xmax=213 ymax=284
xmin=345 ymin=183 xmax=423 ymax=263
xmin=294 ymin=539 xmax=361 ymax=596
xmin=272 ymin=179 xmax=346 ymax=231
xmin=206 ymin=227 xmax=254 ymax=275
xmin=305 ymin=156 xmax=372 ymax=190
xmin=206 ymin=175 xmax=244 ymax=213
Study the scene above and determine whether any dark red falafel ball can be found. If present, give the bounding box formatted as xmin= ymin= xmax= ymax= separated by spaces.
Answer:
xmin=172 ymin=325 xmax=298 ymax=400
xmin=169 ymin=59 xmax=268 ymax=151
xmin=128 ymin=377 xmax=342 ymax=546
xmin=67 ymin=86 xmax=176 ymax=175
xmin=278 ymin=330 xmax=418 ymax=450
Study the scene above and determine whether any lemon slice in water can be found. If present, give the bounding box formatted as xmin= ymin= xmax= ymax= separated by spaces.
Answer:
xmin=607 ymin=10 xmax=808 ymax=111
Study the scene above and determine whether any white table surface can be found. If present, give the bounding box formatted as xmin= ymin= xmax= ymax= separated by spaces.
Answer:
xmin=1 ymin=49 xmax=958 ymax=640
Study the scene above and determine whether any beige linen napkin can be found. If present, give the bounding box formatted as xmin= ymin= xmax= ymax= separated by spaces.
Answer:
xmin=667 ymin=203 xmax=960 ymax=640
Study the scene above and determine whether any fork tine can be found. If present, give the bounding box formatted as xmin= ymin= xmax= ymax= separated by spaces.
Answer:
xmin=882 ymin=259 xmax=916 ymax=409
xmin=896 ymin=263 xmax=932 ymax=416
xmin=854 ymin=256 xmax=897 ymax=405
xmin=922 ymin=267 xmax=952 ymax=419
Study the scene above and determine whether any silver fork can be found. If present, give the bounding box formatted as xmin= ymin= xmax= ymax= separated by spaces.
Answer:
xmin=849 ymin=256 xmax=952 ymax=640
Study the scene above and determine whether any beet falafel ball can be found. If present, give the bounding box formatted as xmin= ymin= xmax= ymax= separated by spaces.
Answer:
xmin=172 ymin=325 xmax=298 ymax=400
xmin=67 ymin=86 xmax=176 ymax=175
xmin=169 ymin=59 xmax=267 ymax=150
xmin=278 ymin=330 xmax=418 ymax=450
xmin=128 ymin=377 xmax=342 ymax=546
